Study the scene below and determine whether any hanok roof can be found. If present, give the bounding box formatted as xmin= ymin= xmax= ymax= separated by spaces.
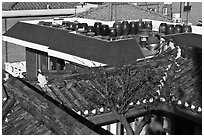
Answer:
xmin=76 ymin=3 xmax=171 ymax=21
xmin=2 ymin=42 xmax=202 ymax=134
xmin=36 ymin=46 xmax=202 ymax=125
xmin=2 ymin=71 xmax=111 ymax=135
xmin=2 ymin=2 xmax=80 ymax=11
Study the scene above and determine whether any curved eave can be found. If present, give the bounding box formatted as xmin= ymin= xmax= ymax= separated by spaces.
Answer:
xmin=88 ymin=103 xmax=202 ymax=126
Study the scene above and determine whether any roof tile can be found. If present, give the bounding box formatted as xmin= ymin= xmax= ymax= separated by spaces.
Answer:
xmin=77 ymin=3 xmax=171 ymax=22
xmin=10 ymin=2 xmax=80 ymax=10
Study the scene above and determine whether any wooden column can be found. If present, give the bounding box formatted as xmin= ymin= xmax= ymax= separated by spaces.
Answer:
xmin=116 ymin=122 xmax=124 ymax=135
xmin=107 ymin=125 xmax=111 ymax=132
xmin=26 ymin=48 xmax=48 ymax=80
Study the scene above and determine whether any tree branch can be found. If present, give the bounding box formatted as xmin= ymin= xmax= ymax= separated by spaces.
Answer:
xmin=111 ymin=108 xmax=134 ymax=135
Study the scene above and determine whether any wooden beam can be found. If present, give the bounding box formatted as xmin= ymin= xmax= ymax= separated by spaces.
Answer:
xmin=156 ymin=104 xmax=202 ymax=124
xmin=87 ymin=103 xmax=201 ymax=126
xmin=87 ymin=108 xmax=147 ymax=126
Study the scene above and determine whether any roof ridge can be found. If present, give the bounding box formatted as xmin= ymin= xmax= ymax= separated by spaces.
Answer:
xmin=75 ymin=2 xmax=171 ymax=21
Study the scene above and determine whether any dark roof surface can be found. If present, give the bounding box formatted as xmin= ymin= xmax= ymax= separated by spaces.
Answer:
xmin=18 ymin=46 xmax=204 ymax=119
xmin=162 ymin=33 xmax=202 ymax=49
xmin=2 ymin=73 xmax=111 ymax=135
xmin=76 ymin=3 xmax=171 ymax=21
xmin=2 ymin=43 xmax=202 ymax=134
xmin=32 ymin=46 xmax=202 ymax=124
xmin=2 ymin=2 xmax=80 ymax=10
xmin=3 ymin=22 xmax=145 ymax=66
xmin=42 ymin=46 xmax=202 ymax=117
xmin=3 ymin=100 xmax=55 ymax=135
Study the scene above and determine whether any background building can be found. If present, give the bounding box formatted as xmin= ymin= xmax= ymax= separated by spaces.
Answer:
xmin=136 ymin=2 xmax=202 ymax=25
xmin=2 ymin=2 xmax=202 ymax=66
xmin=2 ymin=2 xmax=98 ymax=65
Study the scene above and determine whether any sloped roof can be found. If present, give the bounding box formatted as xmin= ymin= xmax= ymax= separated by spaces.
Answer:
xmin=2 ymin=43 xmax=202 ymax=134
xmin=2 ymin=2 xmax=80 ymax=10
xmin=2 ymin=2 xmax=18 ymax=10
xmin=162 ymin=33 xmax=202 ymax=49
xmin=6 ymin=45 xmax=202 ymax=125
xmin=2 ymin=72 xmax=111 ymax=135
xmin=3 ymin=22 xmax=144 ymax=66
xmin=2 ymin=99 xmax=55 ymax=135
xmin=35 ymin=46 xmax=202 ymax=124
xmin=76 ymin=3 xmax=171 ymax=21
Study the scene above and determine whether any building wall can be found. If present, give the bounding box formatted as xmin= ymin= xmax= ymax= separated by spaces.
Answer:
xmin=2 ymin=16 xmax=64 ymax=65
xmin=2 ymin=3 xmax=98 ymax=66
xmin=174 ymin=2 xmax=202 ymax=25
xmin=137 ymin=2 xmax=202 ymax=25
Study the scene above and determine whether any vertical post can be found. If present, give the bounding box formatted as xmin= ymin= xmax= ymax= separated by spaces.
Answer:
xmin=107 ymin=125 xmax=111 ymax=132
xmin=110 ymin=3 xmax=113 ymax=21
xmin=163 ymin=116 xmax=172 ymax=135
xmin=5 ymin=18 xmax=8 ymax=62
xmin=134 ymin=118 xmax=139 ymax=133
xmin=186 ymin=10 xmax=189 ymax=24
xmin=170 ymin=3 xmax=173 ymax=20
xmin=26 ymin=48 xmax=38 ymax=80
xmin=116 ymin=122 xmax=120 ymax=135
xmin=180 ymin=2 xmax=182 ymax=18
xmin=115 ymin=3 xmax=117 ymax=21
xmin=26 ymin=48 xmax=48 ymax=80
xmin=74 ymin=6 xmax=77 ymax=17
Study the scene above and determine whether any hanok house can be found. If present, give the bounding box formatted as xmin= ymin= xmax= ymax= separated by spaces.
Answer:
xmin=2 ymin=3 xmax=202 ymax=135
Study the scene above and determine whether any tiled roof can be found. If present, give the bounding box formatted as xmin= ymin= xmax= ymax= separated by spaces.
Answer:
xmin=2 ymin=43 xmax=202 ymax=134
xmin=40 ymin=46 xmax=202 ymax=118
xmin=3 ymin=2 xmax=80 ymax=10
xmin=2 ymin=2 xmax=18 ymax=10
xmin=3 ymin=101 xmax=55 ymax=135
xmin=76 ymin=3 xmax=171 ymax=22
xmin=2 ymin=72 xmax=111 ymax=135
xmin=8 ymin=45 xmax=201 ymax=121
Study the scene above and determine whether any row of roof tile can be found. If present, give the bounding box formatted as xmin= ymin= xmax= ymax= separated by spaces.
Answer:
xmin=2 ymin=73 xmax=111 ymax=135
xmin=76 ymin=3 xmax=171 ymax=22
xmin=33 ymin=46 xmax=201 ymax=117
xmin=2 ymin=44 xmax=202 ymax=134
xmin=2 ymin=2 xmax=80 ymax=10
xmin=2 ymin=102 xmax=54 ymax=135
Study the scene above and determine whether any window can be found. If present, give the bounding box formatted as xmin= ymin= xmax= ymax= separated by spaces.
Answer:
xmin=149 ymin=8 xmax=157 ymax=12
xmin=162 ymin=7 xmax=168 ymax=15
